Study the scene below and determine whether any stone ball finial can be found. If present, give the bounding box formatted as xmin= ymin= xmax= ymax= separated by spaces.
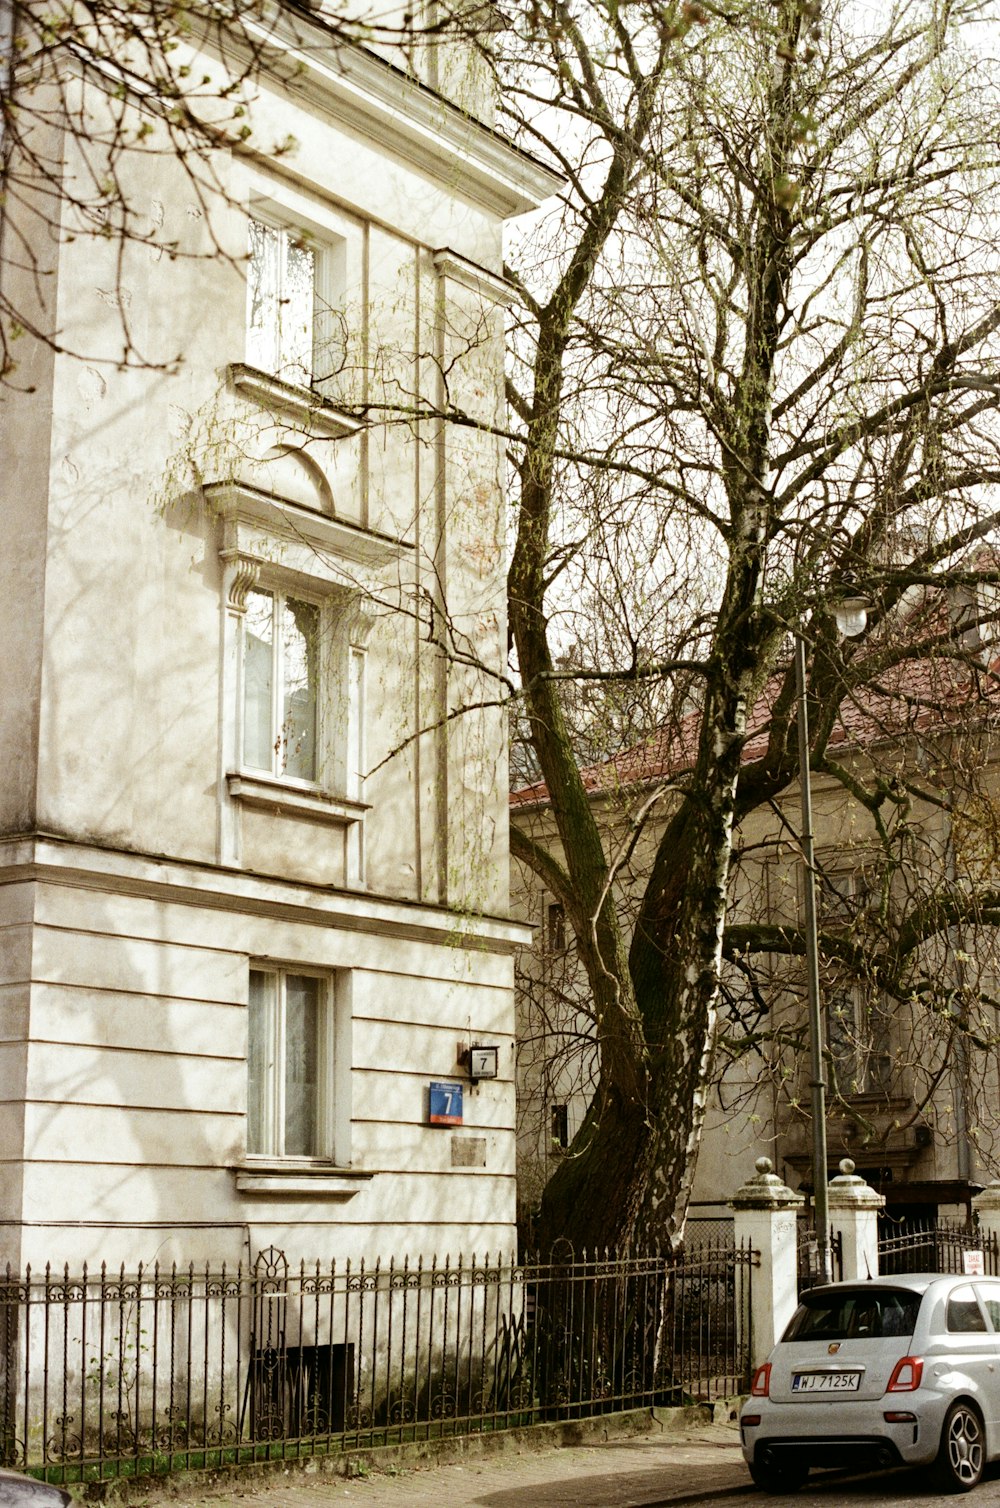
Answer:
xmin=730 ymin=1154 xmax=804 ymax=1211
xmin=828 ymin=1156 xmax=884 ymax=1209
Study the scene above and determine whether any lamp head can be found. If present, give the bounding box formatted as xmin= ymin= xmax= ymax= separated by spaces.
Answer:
xmin=831 ymin=593 xmax=869 ymax=640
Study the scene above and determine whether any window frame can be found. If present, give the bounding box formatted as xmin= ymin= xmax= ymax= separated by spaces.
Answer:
xmin=824 ymin=975 xmax=893 ymax=1097
xmin=240 ymin=582 xmax=325 ymax=789
xmin=246 ymin=965 xmax=351 ymax=1165
xmin=245 ymin=200 xmax=349 ymax=394
xmin=230 ymin=570 xmax=370 ymax=813
xmin=545 ymin=900 xmax=566 ymax=954
xmin=808 ymin=861 xmax=894 ymax=1098
xmin=209 ymin=483 xmax=395 ymax=887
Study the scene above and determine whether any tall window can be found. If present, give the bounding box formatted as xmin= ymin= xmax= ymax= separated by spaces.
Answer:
xmin=247 ymin=217 xmax=316 ymax=385
xmin=243 ymin=588 xmax=320 ymax=782
xmin=247 ymin=970 xmax=331 ymax=1158
xmin=825 ymin=981 xmax=892 ymax=1096
xmin=818 ymin=869 xmax=892 ymax=1096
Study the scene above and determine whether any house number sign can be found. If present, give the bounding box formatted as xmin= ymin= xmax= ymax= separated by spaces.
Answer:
xmin=428 ymin=1081 xmax=463 ymax=1126
xmin=469 ymin=1046 xmax=499 ymax=1080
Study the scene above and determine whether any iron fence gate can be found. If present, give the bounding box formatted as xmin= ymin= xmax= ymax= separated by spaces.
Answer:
xmin=796 ymin=1226 xmax=844 ymax=1292
xmin=877 ymin=1220 xmax=1000 ymax=1276
xmin=0 ymin=1239 xmax=756 ymax=1483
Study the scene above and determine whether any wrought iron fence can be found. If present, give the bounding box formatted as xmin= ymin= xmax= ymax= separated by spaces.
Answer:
xmin=796 ymin=1226 xmax=844 ymax=1292
xmin=877 ymin=1220 xmax=1000 ymax=1277
xmin=0 ymin=1238 xmax=756 ymax=1483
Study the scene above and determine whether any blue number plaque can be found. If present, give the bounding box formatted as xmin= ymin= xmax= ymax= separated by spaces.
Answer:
xmin=428 ymin=1081 xmax=463 ymax=1126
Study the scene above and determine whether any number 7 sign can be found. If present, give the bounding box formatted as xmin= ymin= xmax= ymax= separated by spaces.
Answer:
xmin=428 ymin=1081 xmax=463 ymax=1126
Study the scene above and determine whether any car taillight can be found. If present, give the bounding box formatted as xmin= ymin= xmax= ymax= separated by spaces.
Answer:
xmin=886 ymin=1356 xmax=923 ymax=1392
xmin=750 ymin=1363 xmax=771 ymax=1397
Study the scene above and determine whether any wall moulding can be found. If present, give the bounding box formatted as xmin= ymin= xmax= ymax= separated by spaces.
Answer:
xmin=432 ymin=249 xmax=513 ymax=307
xmin=0 ymin=835 xmax=535 ymax=953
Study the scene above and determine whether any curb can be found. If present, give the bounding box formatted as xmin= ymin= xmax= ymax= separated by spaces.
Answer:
xmin=76 ymin=1402 xmax=742 ymax=1503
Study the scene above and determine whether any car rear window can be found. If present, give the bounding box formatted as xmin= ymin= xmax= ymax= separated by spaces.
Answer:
xmin=784 ymin=1287 xmax=921 ymax=1341
xmin=946 ymin=1285 xmax=988 ymax=1332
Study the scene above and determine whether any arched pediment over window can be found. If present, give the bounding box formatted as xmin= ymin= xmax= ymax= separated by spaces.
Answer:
xmin=228 ymin=363 xmax=363 ymax=524
xmin=243 ymin=442 xmax=334 ymax=515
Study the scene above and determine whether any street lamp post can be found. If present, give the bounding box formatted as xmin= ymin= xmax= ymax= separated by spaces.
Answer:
xmin=795 ymin=629 xmax=831 ymax=1284
xmin=795 ymin=594 xmax=869 ymax=1287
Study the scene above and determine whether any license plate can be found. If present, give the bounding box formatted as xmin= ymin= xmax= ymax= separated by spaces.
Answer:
xmin=792 ymin=1371 xmax=862 ymax=1392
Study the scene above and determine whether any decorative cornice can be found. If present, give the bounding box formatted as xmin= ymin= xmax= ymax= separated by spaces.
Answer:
xmin=204 ymin=481 xmax=411 ymax=569
xmin=242 ymin=11 xmax=563 ymax=218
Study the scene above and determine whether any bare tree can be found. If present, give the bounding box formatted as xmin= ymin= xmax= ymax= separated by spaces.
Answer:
xmin=496 ymin=0 xmax=1000 ymax=1253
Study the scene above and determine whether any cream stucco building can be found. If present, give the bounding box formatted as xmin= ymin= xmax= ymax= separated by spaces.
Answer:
xmin=0 ymin=5 xmax=558 ymax=1272
xmin=512 ymin=626 xmax=1000 ymax=1236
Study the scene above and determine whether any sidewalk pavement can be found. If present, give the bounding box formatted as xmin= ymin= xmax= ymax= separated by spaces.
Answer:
xmin=168 ymin=1418 xmax=750 ymax=1508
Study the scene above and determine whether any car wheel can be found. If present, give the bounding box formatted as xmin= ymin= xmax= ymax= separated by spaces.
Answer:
xmin=748 ymin=1458 xmax=808 ymax=1494
xmin=935 ymin=1401 xmax=985 ymax=1493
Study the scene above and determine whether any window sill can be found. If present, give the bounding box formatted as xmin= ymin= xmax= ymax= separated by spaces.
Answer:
xmin=230 ymin=363 xmax=361 ymax=440
xmin=228 ymin=772 xmax=369 ymax=826
xmin=832 ymin=1093 xmax=911 ymax=1110
xmin=234 ymin=1161 xmax=373 ymax=1199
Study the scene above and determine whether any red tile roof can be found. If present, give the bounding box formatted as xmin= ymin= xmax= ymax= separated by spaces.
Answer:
xmin=510 ymin=605 xmax=1000 ymax=812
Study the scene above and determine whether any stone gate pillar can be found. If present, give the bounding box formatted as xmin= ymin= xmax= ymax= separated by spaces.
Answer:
xmin=827 ymin=1158 xmax=884 ymax=1281
xmin=730 ymin=1157 xmax=804 ymax=1368
xmin=972 ymin=1182 xmax=1000 ymax=1269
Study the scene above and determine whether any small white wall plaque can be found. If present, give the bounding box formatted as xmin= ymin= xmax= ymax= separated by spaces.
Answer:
xmin=468 ymin=1046 xmax=499 ymax=1081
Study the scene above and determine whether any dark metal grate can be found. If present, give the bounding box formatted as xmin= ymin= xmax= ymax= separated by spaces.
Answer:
xmin=796 ymin=1226 xmax=844 ymax=1291
xmin=877 ymin=1220 xmax=999 ymax=1277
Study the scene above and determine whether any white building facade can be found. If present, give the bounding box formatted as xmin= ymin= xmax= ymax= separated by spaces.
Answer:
xmin=0 ymin=9 xmax=557 ymax=1273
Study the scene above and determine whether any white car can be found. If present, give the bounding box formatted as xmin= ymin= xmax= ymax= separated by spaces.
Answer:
xmin=0 ymin=1474 xmax=70 ymax=1507
xmin=740 ymin=1273 xmax=1000 ymax=1493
